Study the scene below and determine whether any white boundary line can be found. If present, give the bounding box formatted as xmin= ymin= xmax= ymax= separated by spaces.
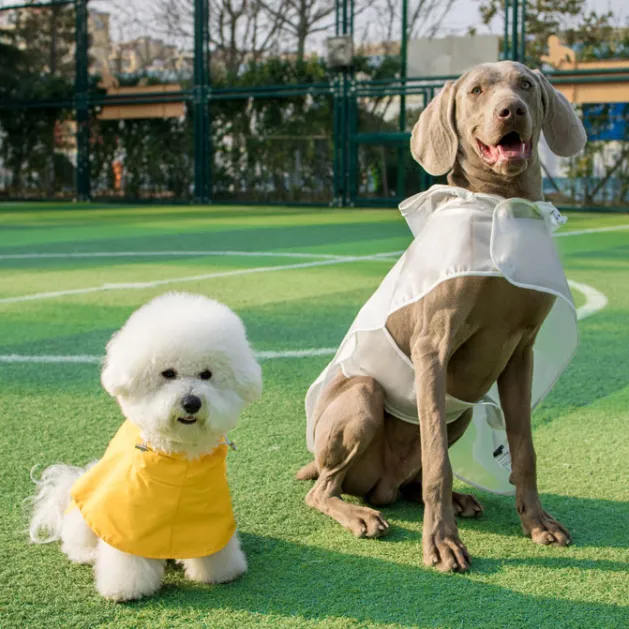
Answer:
xmin=0 ymin=280 xmax=608 ymax=365
xmin=0 ymin=221 xmax=626 ymax=263
xmin=568 ymin=279 xmax=608 ymax=320
xmin=0 ymin=250 xmax=355 ymax=261
xmin=0 ymin=354 xmax=102 ymax=364
xmin=555 ymin=224 xmax=629 ymax=238
xmin=0 ymin=348 xmax=341 ymax=365
xmin=0 ymin=251 xmax=403 ymax=305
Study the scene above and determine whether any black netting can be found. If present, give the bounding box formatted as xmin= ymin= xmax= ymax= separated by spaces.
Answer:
xmin=89 ymin=104 xmax=194 ymax=200
xmin=0 ymin=106 xmax=75 ymax=198
xmin=211 ymin=93 xmax=334 ymax=204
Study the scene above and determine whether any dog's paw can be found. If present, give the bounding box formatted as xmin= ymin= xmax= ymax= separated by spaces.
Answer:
xmin=97 ymin=586 xmax=148 ymax=603
xmin=452 ymin=491 xmax=483 ymax=519
xmin=183 ymin=535 xmax=248 ymax=585
xmin=522 ymin=511 xmax=571 ymax=546
xmin=344 ymin=506 xmax=390 ymax=538
xmin=94 ymin=541 xmax=165 ymax=602
xmin=422 ymin=517 xmax=470 ymax=572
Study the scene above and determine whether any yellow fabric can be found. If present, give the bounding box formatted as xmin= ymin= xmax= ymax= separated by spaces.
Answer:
xmin=69 ymin=421 xmax=236 ymax=559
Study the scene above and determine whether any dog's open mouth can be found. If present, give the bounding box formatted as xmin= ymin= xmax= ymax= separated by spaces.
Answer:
xmin=477 ymin=132 xmax=532 ymax=165
xmin=177 ymin=416 xmax=198 ymax=425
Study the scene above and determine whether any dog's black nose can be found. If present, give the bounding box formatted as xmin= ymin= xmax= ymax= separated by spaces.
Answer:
xmin=181 ymin=394 xmax=202 ymax=414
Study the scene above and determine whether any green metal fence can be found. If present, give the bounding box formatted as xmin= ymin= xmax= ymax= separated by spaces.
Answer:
xmin=0 ymin=0 xmax=628 ymax=210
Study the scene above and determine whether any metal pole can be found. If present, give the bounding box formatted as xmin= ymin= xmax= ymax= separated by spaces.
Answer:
xmin=340 ymin=0 xmax=348 ymax=206
xmin=193 ymin=0 xmax=211 ymax=203
xmin=349 ymin=0 xmax=354 ymax=39
xmin=397 ymin=0 xmax=408 ymax=199
xmin=503 ymin=0 xmax=510 ymax=60
xmin=332 ymin=0 xmax=341 ymax=204
xmin=511 ymin=0 xmax=519 ymax=61
xmin=345 ymin=0 xmax=354 ymax=206
xmin=206 ymin=0 xmax=212 ymax=203
xmin=519 ymin=0 xmax=527 ymax=63
xmin=74 ymin=0 xmax=90 ymax=201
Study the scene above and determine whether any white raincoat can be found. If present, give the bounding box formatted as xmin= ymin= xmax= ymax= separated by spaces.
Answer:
xmin=305 ymin=185 xmax=577 ymax=495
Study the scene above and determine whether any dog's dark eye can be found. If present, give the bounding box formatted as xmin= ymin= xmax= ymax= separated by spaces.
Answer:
xmin=161 ymin=369 xmax=177 ymax=379
xmin=521 ymin=79 xmax=532 ymax=90
xmin=199 ymin=370 xmax=212 ymax=380
xmin=471 ymin=86 xmax=482 ymax=95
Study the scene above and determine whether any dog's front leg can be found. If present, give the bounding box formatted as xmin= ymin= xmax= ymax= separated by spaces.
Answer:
xmin=182 ymin=533 xmax=248 ymax=584
xmin=498 ymin=342 xmax=571 ymax=546
xmin=94 ymin=540 xmax=166 ymax=601
xmin=413 ymin=340 xmax=470 ymax=572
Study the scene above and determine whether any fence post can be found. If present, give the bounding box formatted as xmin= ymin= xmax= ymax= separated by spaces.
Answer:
xmin=74 ymin=0 xmax=90 ymax=201
xmin=396 ymin=0 xmax=408 ymax=200
xmin=332 ymin=0 xmax=354 ymax=207
xmin=503 ymin=0 xmax=510 ymax=60
xmin=193 ymin=0 xmax=211 ymax=204
xmin=519 ymin=0 xmax=527 ymax=62
xmin=504 ymin=0 xmax=525 ymax=62
xmin=511 ymin=0 xmax=519 ymax=61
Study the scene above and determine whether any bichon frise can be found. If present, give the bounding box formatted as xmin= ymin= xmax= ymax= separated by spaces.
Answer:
xmin=28 ymin=292 xmax=262 ymax=601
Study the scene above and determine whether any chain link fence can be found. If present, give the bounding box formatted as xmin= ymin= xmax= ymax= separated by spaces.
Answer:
xmin=0 ymin=0 xmax=627 ymax=209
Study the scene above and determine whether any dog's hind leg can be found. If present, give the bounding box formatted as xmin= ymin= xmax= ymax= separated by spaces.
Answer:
xmin=182 ymin=533 xmax=247 ymax=584
xmin=61 ymin=508 xmax=98 ymax=564
xmin=305 ymin=375 xmax=389 ymax=539
xmin=94 ymin=541 xmax=165 ymax=602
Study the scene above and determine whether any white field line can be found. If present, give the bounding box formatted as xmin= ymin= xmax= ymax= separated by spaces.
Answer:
xmin=0 ymin=251 xmax=401 ymax=306
xmin=0 ymin=354 xmax=102 ymax=364
xmin=0 ymin=349 xmax=339 ymax=365
xmin=0 ymin=250 xmax=355 ymax=261
xmin=554 ymin=224 xmax=629 ymax=238
xmin=255 ymin=348 xmax=338 ymax=360
xmin=0 ymin=221 xmax=625 ymax=263
xmin=568 ymin=279 xmax=608 ymax=320
xmin=0 ymin=281 xmax=607 ymax=365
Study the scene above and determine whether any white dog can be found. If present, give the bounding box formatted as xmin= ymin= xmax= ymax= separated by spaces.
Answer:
xmin=28 ymin=292 xmax=262 ymax=601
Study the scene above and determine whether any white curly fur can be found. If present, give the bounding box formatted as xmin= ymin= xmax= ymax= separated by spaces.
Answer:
xmin=28 ymin=292 xmax=259 ymax=601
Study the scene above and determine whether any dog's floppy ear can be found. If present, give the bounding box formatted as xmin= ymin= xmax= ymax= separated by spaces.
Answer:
xmin=534 ymin=69 xmax=586 ymax=157
xmin=100 ymin=331 xmax=133 ymax=397
xmin=233 ymin=352 xmax=263 ymax=406
xmin=410 ymin=81 xmax=458 ymax=176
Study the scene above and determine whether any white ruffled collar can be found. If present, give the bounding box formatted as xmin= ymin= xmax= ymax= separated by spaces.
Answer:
xmin=399 ymin=185 xmax=566 ymax=235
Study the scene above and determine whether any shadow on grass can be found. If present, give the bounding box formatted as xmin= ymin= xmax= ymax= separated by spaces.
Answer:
xmin=142 ymin=532 xmax=628 ymax=629
xmin=377 ymin=492 xmax=629 ymax=550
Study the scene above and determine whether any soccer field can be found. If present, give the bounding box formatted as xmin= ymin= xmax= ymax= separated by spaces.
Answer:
xmin=1 ymin=203 xmax=628 ymax=629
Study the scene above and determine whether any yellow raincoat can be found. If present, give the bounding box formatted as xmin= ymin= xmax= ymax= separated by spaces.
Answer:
xmin=69 ymin=421 xmax=236 ymax=559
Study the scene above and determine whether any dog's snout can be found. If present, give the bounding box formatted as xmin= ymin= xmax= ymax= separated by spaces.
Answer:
xmin=181 ymin=394 xmax=202 ymax=414
xmin=496 ymin=100 xmax=526 ymax=120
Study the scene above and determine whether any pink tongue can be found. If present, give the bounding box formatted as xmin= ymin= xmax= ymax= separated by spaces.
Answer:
xmin=498 ymin=142 xmax=526 ymax=159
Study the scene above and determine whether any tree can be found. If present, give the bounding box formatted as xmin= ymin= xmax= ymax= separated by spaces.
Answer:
xmin=357 ymin=0 xmax=458 ymax=55
xmin=154 ymin=0 xmax=285 ymax=76
xmin=474 ymin=0 xmax=629 ymax=67
xmin=258 ymin=0 xmax=336 ymax=61
xmin=0 ymin=5 xmax=76 ymax=197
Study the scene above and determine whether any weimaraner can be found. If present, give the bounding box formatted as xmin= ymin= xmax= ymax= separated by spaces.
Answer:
xmin=297 ymin=61 xmax=587 ymax=572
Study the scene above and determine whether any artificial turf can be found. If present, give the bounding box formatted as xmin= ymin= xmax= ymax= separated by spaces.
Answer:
xmin=0 ymin=203 xmax=628 ymax=629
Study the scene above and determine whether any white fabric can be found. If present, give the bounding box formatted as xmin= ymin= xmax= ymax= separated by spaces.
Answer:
xmin=305 ymin=185 xmax=577 ymax=495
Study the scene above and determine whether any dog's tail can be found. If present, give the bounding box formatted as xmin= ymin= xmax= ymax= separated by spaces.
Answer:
xmin=295 ymin=460 xmax=319 ymax=481
xmin=26 ymin=463 xmax=85 ymax=543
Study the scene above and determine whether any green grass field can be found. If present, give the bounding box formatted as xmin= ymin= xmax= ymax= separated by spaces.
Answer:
xmin=1 ymin=203 xmax=628 ymax=629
